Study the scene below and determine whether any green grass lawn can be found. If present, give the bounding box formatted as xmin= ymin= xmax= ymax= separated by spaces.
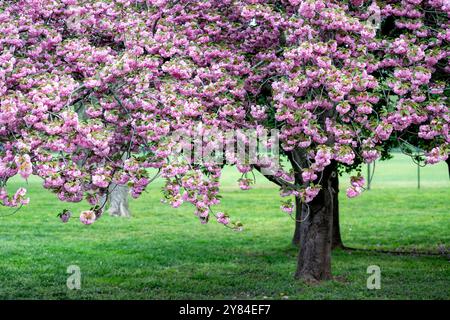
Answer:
xmin=0 ymin=153 xmax=448 ymax=299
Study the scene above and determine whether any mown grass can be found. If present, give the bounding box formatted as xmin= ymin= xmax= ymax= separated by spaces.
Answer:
xmin=0 ymin=153 xmax=448 ymax=299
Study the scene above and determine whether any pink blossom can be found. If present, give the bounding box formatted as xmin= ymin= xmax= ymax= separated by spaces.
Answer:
xmin=280 ymin=204 xmax=294 ymax=214
xmin=80 ymin=210 xmax=96 ymax=225
xmin=238 ymin=178 xmax=252 ymax=190
xmin=425 ymin=147 xmax=448 ymax=165
xmin=216 ymin=212 xmax=230 ymax=225
xmin=304 ymin=186 xmax=320 ymax=203
xmin=302 ymin=169 xmax=317 ymax=183
xmin=350 ymin=176 xmax=365 ymax=188
xmin=346 ymin=186 xmax=362 ymax=198
xmin=15 ymin=154 xmax=32 ymax=180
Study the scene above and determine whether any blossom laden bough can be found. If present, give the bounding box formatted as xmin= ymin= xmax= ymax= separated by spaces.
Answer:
xmin=0 ymin=0 xmax=447 ymax=233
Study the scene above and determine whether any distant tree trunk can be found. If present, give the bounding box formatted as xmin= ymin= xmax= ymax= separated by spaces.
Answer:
xmin=295 ymin=162 xmax=335 ymax=282
xmin=108 ymin=183 xmax=131 ymax=217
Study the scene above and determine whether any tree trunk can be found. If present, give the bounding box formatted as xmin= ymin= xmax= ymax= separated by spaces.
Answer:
xmin=446 ymin=158 xmax=450 ymax=179
xmin=108 ymin=183 xmax=131 ymax=217
xmin=292 ymin=169 xmax=343 ymax=249
xmin=295 ymin=163 xmax=335 ymax=282
xmin=331 ymin=172 xmax=343 ymax=249
xmin=292 ymin=196 xmax=302 ymax=246
xmin=289 ymin=148 xmax=308 ymax=247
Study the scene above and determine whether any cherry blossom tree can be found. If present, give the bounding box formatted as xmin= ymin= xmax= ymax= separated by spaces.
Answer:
xmin=0 ymin=0 xmax=448 ymax=281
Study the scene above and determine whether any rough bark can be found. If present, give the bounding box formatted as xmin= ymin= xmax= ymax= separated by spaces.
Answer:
xmin=295 ymin=162 xmax=335 ymax=282
xmin=292 ymin=168 xmax=343 ymax=249
xmin=108 ymin=183 xmax=131 ymax=217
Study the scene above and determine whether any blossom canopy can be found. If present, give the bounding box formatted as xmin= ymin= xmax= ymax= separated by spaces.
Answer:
xmin=0 ymin=0 xmax=448 ymax=226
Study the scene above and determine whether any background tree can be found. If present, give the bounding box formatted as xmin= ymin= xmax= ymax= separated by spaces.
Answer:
xmin=102 ymin=183 xmax=131 ymax=217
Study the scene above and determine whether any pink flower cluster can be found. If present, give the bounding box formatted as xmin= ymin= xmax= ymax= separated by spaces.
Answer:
xmin=80 ymin=210 xmax=96 ymax=225
xmin=346 ymin=176 xmax=365 ymax=198
xmin=0 ymin=187 xmax=29 ymax=207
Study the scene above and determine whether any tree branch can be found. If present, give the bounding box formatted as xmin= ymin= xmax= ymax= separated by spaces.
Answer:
xmin=253 ymin=164 xmax=297 ymax=189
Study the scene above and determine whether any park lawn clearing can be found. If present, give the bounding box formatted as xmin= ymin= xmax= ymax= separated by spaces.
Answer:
xmin=0 ymin=153 xmax=448 ymax=299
